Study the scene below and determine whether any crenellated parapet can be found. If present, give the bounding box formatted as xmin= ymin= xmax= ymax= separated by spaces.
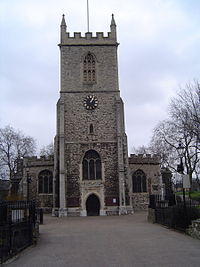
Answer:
xmin=22 ymin=155 xmax=54 ymax=168
xmin=60 ymin=14 xmax=117 ymax=46
xmin=129 ymin=154 xmax=160 ymax=165
xmin=24 ymin=155 xmax=54 ymax=161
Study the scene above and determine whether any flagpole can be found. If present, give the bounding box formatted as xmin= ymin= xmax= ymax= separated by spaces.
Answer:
xmin=87 ymin=0 xmax=90 ymax=32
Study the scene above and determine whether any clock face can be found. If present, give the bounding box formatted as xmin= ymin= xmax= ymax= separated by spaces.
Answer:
xmin=83 ymin=95 xmax=98 ymax=110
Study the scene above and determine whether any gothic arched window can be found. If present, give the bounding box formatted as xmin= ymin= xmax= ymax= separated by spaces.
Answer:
xmin=83 ymin=52 xmax=96 ymax=83
xmin=82 ymin=150 xmax=101 ymax=180
xmin=38 ymin=170 xmax=53 ymax=194
xmin=132 ymin=170 xmax=147 ymax=193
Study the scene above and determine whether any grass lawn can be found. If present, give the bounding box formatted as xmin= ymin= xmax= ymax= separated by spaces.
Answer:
xmin=176 ymin=191 xmax=200 ymax=201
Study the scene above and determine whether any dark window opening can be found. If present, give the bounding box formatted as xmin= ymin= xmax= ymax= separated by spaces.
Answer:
xmin=96 ymin=159 xmax=101 ymax=180
xmin=83 ymin=53 xmax=96 ymax=82
xmin=82 ymin=150 xmax=102 ymax=180
xmin=38 ymin=170 xmax=53 ymax=194
xmin=132 ymin=169 xmax=147 ymax=193
xmin=83 ymin=159 xmax=88 ymax=180
xmin=89 ymin=124 xmax=94 ymax=134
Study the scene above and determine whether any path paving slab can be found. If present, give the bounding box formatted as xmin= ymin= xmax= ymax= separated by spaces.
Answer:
xmin=6 ymin=212 xmax=200 ymax=267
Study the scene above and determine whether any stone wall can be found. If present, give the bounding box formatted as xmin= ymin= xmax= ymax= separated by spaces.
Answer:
xmin=19 ymin=156 xmax=54 ymax=212
xmin=147 ymin=208 xmax=156 ymax=223
xmin=132 ymin=193 xmax=149 ymax=210
xmin=55 ymin=16 xmax=129 ymax=216
xmin=187 ymin=219 xmax=200 ymax=240
xmin=129 ymin=154 xmax=161 ymax=211
xmin=60 ymin=45 xmax=119 ymax=93
xmin=63 ymin=141 xmax=120 ymax=210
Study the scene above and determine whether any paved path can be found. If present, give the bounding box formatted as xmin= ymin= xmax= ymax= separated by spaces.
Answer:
xmin=6 ymin=212 xmax=200 ymax=267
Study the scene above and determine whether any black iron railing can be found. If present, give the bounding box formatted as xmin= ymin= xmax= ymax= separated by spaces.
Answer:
xmin=149 ymin=194 xmax=176 ymax=209
xmin=149 ymin=194 xmax=200 ymax=232
xmin=0 ymin=200 xmax=37 ymax=263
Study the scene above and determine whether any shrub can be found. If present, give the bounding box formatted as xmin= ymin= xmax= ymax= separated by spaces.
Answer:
xmin=190 ymin=191 xmax=200 ymax=202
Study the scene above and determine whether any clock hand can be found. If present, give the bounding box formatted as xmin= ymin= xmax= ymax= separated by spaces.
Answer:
xmin=90 ymin=96 xmax=94 ymax=103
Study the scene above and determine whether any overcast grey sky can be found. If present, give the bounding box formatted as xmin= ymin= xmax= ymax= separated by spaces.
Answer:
xmin=1 ymin=0 xmax=200 ymax=154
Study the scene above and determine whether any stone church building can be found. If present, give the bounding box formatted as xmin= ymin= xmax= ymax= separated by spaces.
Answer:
xmin=19 ymin=15 xmax=162 ymax=216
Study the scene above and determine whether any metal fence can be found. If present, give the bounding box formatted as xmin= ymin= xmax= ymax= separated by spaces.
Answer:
xmin=155 ymin=205 xmax=184 ymax=230
xmin=149 ymin=194 xmax=176 ymax=209
xmin=149 ymin=194 xmax=200 ymax=232
xmin=154 ymin=204 xmax=200 ymax=231
xmin=0 ymin=200 xmax=37 ymax=264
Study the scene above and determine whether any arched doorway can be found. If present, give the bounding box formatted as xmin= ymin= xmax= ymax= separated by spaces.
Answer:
xmin=86 ymin=194 xmax=100 ymax=216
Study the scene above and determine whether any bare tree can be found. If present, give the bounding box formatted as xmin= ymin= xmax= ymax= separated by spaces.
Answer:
xmin=194 ymin=161 xmax=200 ymax=187
xmin=150 ymin=120 xmax=179 ymax=171
xmin=0 ymin=125 xmax=36 ymax=180
xmin=150 ymin=81 xmax=200 ymax=185
xmin=170 ymin=81 xmax=200 ymax=144
xmin=132 ymin=145 xmax=151 ymax=155
xmin=40 ymin=142 xmax=54 ymax=157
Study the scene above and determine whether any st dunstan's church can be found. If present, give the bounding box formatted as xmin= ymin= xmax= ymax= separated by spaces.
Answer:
xmin=19 ymin=15 xmax=162 ymax=216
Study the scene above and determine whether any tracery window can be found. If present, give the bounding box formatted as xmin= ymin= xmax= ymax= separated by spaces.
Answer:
xmin=82 ymin=150 xmax=101 ymax=180
xmin=38 ymin=170 xmax=53 ymax=194
xmin=132 ymin=169 xmax=147 ymax=193
xmin=83 ymin=52 xmax=96 ymax=82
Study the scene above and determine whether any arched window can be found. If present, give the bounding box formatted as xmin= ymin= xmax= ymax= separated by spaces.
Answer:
xmin=38 ymin=170 xmax=53 ymax=194
xmin=83 ymin=52 xmax=96 ymax=82
xmin=82 ymin=150 xmax=101 ymax=180
xmin=89 ymin=124 xmax=94 ymax=134
xmin=132 ymin=170 xmax=147 ymax=193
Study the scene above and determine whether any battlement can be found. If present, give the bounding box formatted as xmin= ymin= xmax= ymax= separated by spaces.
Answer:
xmin=24 ymin=155 xmax=54 ymax=162
xmin=22 ymin=155 xmax=54 ymax=169
xmin=129 ymin=154 xmax=160 ymax=165
xmin=60 ymin=31 xmax=117 ymax=46
xmin=60 ymin=14 xmax=117 ymax=46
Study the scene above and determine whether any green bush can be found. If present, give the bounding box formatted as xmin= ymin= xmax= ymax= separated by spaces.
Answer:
xmin=190 ymin=191 xmax=200 ymax=202
xmin=175 ymin=191 xmax=200 ymax=202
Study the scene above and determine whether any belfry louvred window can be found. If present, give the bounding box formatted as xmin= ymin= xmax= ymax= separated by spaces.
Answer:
xmin=132 ymin=169 xmax=147 ymax=193
xmin=82 ymin=150 xmax=101 ymax=180
xmin=38 ymin=170 xmax=53 ymax=194
xmin=83 ymin=52 xmax=96 ymax=82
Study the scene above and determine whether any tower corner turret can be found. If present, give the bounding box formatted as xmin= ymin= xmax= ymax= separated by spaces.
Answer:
xmin=110 ymin=14 xmax=117 ymax=40
xmin=60 ymin=14 xmax=67 ymax=43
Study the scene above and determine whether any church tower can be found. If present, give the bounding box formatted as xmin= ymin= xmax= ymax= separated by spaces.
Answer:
xmin=53 ymin=14 xmax=132 ymax=216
